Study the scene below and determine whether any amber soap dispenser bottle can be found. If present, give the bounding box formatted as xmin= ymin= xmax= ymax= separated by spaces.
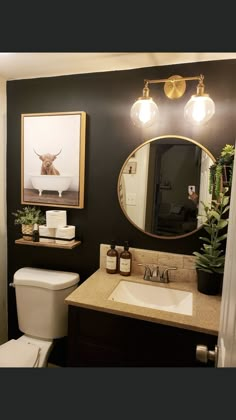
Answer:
xmin=106 ymin=240 xmax=119 ymax=274
xmin=119 ymin=241 xmax=132 ymax=276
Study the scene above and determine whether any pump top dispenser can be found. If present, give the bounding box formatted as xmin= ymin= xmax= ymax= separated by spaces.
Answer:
xmin=119 ymin=241 xmax=132 ymax=276
xmin=106 ymin=240 xmax=119 ymax=274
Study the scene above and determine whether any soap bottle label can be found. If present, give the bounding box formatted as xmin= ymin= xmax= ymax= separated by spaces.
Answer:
xmin=120 ymin=258 xmax=131 ymax=273
xmin=106 ymin=256 xmax=117 ymax=270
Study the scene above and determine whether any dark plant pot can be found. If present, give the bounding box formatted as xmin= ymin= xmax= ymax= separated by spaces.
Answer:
xmin=197 ymin=270 xmax=223 ymax=296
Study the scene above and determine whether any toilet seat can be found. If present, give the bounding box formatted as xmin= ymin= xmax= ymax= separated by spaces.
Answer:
xmin=0 ymin=339 xmax=41 ymax=367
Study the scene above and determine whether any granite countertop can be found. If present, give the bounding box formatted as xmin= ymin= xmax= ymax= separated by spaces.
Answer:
xmin=65 ymin=268 xmax=221 ymax=336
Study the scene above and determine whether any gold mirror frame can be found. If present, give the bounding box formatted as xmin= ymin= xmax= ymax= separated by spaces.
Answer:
xmin=117 ymin=135 xmax=215 ymax=240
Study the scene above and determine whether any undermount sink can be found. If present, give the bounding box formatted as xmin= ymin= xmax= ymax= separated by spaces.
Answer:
xmin=108 ymin=280 xmax=193 ymax=316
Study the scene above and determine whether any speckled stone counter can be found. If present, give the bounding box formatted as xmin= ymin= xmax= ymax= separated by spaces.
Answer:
xmin=65 ymin=267 xmax=221 ymax=336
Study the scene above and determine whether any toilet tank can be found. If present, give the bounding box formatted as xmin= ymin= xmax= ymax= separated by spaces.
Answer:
xmin=13 ymin=267 xmax=80 ymax=339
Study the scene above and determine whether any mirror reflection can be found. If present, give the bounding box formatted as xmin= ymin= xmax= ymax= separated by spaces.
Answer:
xmin=118 ymin=135 xmax=215 ymax=239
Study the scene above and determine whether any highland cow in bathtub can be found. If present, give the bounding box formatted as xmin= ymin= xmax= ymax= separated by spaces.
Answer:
xmin=34 ymin=149 xmax=62 ymax=175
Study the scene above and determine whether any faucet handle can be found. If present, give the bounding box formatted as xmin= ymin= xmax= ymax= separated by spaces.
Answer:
xmin=151 ymin=265 xmax=159 ymax=278
xmin=138 ymin=263 xmax=155 ymax=280
xmin=160 ymin=267 xmax=177 ymax=283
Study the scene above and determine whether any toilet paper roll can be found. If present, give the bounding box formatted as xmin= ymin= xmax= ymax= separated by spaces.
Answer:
xmin=46 ymin=210 xmax=67 ymax=228
xmin=39 ymin=225 xmax=56 ymax=243
xmin=55 ymin=225 xmax=76 ymax=244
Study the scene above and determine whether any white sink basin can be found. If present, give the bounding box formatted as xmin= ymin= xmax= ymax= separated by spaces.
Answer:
xmin=108 ymin=280 xmax=193 ymax=316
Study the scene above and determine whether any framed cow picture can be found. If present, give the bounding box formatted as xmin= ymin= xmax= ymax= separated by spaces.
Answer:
xmin=21 ymin=111 xmax=86 ymax=209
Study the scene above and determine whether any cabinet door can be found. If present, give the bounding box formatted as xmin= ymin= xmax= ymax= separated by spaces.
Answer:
xmin=67 ymin=306 xmax=217 ymax=367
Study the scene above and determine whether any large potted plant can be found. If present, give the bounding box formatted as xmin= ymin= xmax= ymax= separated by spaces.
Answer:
xmin=209 ymin=144 xmax=234 ymax=199
xmin=193 ymin=187 xmax=230 ymax=295
xmin=12 ymin=206 xmax=46 ymax=241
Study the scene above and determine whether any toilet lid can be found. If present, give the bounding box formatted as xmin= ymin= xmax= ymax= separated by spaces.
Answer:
xmin=0 ymin=339 xmax=41 ymax=367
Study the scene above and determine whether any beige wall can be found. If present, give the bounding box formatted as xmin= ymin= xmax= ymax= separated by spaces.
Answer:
xmin=0 ymin=76 xmax=7 ymax=343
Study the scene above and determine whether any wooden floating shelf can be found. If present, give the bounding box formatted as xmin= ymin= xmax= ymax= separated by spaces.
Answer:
xmin=15 ymin=238 xmax=82 ymax=249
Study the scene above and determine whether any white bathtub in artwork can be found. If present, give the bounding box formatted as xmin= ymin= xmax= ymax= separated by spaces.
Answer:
xmin=30 ymin=174 xmax=73 ymax=197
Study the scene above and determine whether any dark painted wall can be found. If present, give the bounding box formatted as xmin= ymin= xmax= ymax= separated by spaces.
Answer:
xmin=7 ymin=59 xmax=236 ymax=339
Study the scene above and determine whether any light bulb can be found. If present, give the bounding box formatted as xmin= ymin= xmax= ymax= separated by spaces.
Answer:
xmin=184 ymin=95 xmax=215 ymax=125
xmin=130 ymin=98 xmax=159 ymax=128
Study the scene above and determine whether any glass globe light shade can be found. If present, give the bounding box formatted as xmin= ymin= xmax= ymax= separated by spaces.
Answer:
xmin=184 ymin=95 xmax=215 ymax=125
xmin=130 ymin=98 xmax=159 ymax=128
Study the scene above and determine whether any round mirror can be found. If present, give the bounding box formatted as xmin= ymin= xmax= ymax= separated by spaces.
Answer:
xmin=117 ymin=135 xmax=215 ymax=239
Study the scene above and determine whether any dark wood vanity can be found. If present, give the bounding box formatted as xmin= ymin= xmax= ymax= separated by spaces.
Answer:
xmin=67 ymin=305 xmax=217 ymax=367
xmin=65 ymin=259 xmax=221 ymax=368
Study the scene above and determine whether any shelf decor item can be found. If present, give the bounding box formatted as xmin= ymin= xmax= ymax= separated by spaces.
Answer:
xmin=209 ymin=144 xmax=234 ymax=199
xmin=193 ymin=187 xmax=230 ymax=295
xmin=12 ymin=206 xmax=46 ymax=241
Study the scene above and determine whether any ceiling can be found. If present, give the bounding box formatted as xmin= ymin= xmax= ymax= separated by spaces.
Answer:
xmin=0 ymin=52 xmax=236 ymax=81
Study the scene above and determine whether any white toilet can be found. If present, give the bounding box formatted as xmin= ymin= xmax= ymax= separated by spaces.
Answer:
xmin=0 ymin=267 xmax=79 ymax=367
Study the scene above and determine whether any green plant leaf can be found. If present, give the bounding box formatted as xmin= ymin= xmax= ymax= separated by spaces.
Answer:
xmin=211 ymin=242 xmax=221 ymax=250
xmin=209 ymin=210 xmax=220 ymax=220
xmin=202 ymin=244 xmax=211 ymax=251
xmin=199 ymin=236 xmax=212 ymax=244
xmin=193 ymin=251 xmax=205 ymax=258
xmin=213 ymin=267 xmax=225 ymax=274
xmin=222 ymin=206 xmax=230 ymax=214
xmin=197 ymin=268 xmax=214 ymax=273
xmin=222 ymin=196 xmax=230 ymax=206
xmin=12 ymin=205 xmax=46 ymax=225
xmin=218 ymin=220 xmax=228 ymax=230
xmin=196 ymin=261 xmax=210 ymax=268
xmin=196 ymin=262 xmax=214 ymax=271
xmin=204 ymin=227 xmax=212 ymax=235
xmin=216 ymin=233 xmax=228 ymax=242
xmin=215 ymin=256 xmax=225 ymax=262
xmin=193 ymin=176 xmax=231 ymax=272
xmin=195 ymin=254 xmax=213 ymax=264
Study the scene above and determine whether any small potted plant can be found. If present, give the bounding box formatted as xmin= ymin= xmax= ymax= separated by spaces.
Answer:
xmin=193 ymin=187 xmax=230 ymax=295
xmin=209 ymin=144 xmax=234 ymax=199
xmin=12 ymin=206 xmax=46 ymax=241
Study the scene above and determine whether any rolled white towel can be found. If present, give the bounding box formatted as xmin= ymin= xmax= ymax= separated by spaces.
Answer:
xmin=39 ymin=225 xmax=56 ymax=243
xmin=55 ymin=225 xmax=76 ymax=244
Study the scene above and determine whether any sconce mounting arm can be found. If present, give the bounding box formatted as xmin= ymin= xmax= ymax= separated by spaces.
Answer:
xmin=143 ymin=74 xmax=204 ymax=99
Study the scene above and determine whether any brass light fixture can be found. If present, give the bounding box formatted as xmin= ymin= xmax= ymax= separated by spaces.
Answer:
xmin=130 ymin=74 xmax=215 ymax=128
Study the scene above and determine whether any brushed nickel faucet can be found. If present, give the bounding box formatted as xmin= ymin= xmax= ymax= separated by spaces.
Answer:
xmin=138 ymin=264 xmax=176 ymax=283
xmin=159 ymin=267 xmax=177 ymax=283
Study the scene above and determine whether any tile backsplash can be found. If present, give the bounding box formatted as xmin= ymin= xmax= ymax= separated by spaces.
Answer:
xmin=100 ymin=244 xmax=197 ymax=283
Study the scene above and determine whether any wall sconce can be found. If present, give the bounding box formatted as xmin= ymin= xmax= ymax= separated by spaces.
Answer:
xmin=130 ymin=74 xmax=215 ymax=128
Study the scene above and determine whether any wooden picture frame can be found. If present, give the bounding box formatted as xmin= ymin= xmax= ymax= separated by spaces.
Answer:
xmin=21 ymin=111 xmax=86 ymax=209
